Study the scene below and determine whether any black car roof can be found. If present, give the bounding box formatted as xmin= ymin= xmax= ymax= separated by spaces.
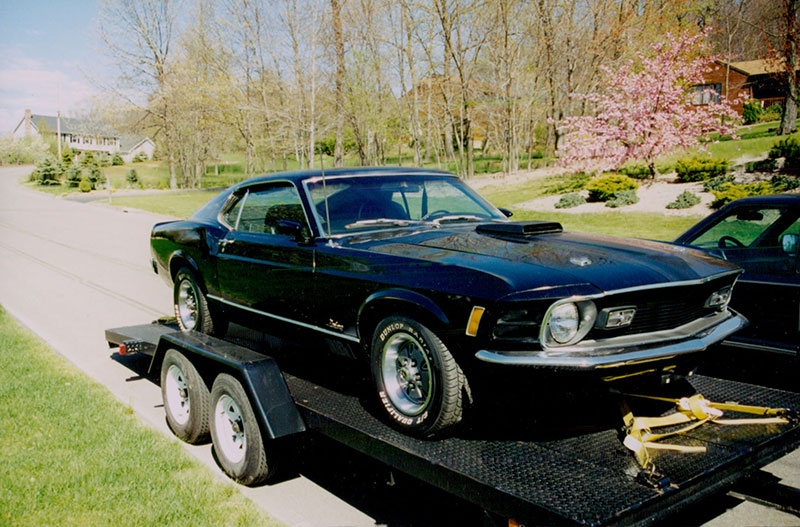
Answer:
xmin=232 ymin=167 xmax=456 ymax=191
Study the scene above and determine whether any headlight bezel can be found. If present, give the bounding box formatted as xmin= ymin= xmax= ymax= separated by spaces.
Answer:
xmin=541 ymin=299 xmax=597 ymax=348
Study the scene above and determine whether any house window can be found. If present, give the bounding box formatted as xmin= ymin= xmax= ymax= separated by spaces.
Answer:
xmin=693 ymin=84 xmax=722 ymax=105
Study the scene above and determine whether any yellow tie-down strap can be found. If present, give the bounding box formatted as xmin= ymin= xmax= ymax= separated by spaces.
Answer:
xmin=621 ymin=393 xmax=795 ymax=470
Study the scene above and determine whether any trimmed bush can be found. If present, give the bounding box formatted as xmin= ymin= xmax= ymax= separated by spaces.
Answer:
xmin=112 ymin=153 xmax=124 ymax=165
xmin=771 ymin=173 xmax=800 ymax=191
xmin=132 ymin=151 xmax=148 ymax=163
xmin=675 ymin=156 xmax=728 ymax=182
xmin=703 ymin=174 xmax=736 ymax=192
xmin=745 ymin=158 xmax=778 ymax=172
xmin=78 ymin=177 xmax=92 ymax=192
xmin=618 ymin=163 xmax=651 ymax=179
xmin=586 ymin=174 xmax=638 ymax=202
xmin=769 ymin=136 xmax=800 ymax=169
xmin=555 ymin=193 xmax=586 ymax=209
xmin=667 ymin=190 xmax=701 ymax=209
xmin=711 ymin=182 xmax=772 ymax=209
xmin=742 ymin=100 xmax=763 ymax=125
xmin=605 ymin=190 xmax=639 ymax=208
xmin=761 ymin=104 xmax=782 ymax=123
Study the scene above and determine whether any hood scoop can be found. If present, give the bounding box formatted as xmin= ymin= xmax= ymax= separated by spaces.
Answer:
xmin=476 ymin=221 xmax=563 ymax=237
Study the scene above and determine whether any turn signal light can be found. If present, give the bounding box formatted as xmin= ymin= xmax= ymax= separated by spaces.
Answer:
xmin=465 ymin=306 xmax=486 ymax=337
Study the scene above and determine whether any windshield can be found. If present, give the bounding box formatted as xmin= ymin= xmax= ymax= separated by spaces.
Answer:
xmin=305 ymin=175 xmax=505 ymax=235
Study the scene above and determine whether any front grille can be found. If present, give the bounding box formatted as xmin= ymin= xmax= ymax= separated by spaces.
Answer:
xmin=590 ymin=275 xmax=736 ymax=339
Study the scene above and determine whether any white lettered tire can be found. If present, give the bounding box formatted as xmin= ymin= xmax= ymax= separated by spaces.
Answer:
xmin=370 ymin=316 xmax=463 ymax=437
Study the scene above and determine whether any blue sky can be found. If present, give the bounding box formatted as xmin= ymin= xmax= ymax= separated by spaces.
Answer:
xmin=0 ymin=0 xmax=106 ymax=134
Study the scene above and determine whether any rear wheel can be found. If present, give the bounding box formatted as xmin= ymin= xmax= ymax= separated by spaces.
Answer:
xmin=371 ymin=316 xmax=464 ymax=437
xmin=210 ymin=374 xmax=273 ymax=485
xmin=173 ymin=267 xmax=227 ymax=336
xmin=161 ymin=349 xmax=210 ymax=444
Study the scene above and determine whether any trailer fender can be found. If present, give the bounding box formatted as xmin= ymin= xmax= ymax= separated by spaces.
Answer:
xmin=150 ymin=331 xmax=306 ymax=440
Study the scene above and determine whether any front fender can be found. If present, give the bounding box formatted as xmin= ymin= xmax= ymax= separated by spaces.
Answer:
xmin=357 ymin=288 xmax=450 ymax=341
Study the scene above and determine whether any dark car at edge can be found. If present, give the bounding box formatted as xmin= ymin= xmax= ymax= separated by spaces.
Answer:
xmin=675 ymin=194 xmax=800 ymax=374
xmin=151 ymin=167 xmax=747 ymax=436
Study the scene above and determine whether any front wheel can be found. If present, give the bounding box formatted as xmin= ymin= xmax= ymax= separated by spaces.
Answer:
xmin=210 ymin=374 xmax=273 ymax=485
xmin=173 ymin=267 xmax=227 ymax=336
xmin=370 ymin=316 xmax=464 ymax=437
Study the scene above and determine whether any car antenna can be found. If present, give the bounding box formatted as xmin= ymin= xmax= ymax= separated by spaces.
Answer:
xmin=320 ymin=149 xmax=332 ymax=239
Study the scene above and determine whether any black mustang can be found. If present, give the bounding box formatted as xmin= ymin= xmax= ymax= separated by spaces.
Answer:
xmin=151 ymin=168 xmax=746 ymax=435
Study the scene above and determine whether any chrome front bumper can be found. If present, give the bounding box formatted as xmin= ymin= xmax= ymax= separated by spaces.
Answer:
xmin=475 ymin=310 xmax=748 ymax=370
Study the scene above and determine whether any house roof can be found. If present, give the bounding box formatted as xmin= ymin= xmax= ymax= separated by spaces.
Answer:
xmin=119 ymin=135 xmax=153 ymax=153
xmin=28 ymin=114 xmax=117 ymax=137
xmin=726 ymin=59 xmax=787 ymax=76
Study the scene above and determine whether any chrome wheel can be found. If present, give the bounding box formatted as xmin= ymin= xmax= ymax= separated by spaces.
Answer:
xmin=164 ymin=364 xmax=190 ymax=425
xmin=214 ymin=394 xmax=246 ymax=464
xmin=177 ymin=279 xmax=198 ymax=330
xmin=381 ymin=332 xmax=432 ymax=416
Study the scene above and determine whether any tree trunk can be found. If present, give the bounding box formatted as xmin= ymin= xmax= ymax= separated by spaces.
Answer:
xmin=331 ymin=0 xmax=346 ymax=167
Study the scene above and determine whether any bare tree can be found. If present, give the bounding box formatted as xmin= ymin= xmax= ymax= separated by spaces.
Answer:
xmin=99 ymin=0 xmax=180 ymax=187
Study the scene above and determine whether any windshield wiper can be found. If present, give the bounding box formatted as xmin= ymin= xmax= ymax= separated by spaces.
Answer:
xmin=432 ymin=214 xmax=485 ymax=225
xmin=344 ymin=218 xmax=432 ymax=230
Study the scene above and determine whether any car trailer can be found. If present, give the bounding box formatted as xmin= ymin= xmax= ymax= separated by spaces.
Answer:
xmin=106 ymin=321 xmax=800 ymax=526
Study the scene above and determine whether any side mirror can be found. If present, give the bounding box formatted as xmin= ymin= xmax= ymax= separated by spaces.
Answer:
xmin=781 ymin=233 xmax=799 ymax=255
xmin=498 ymin=207 xmax=514 ymax=218
xmin=277 ymin=219 xmax=310 ymax=243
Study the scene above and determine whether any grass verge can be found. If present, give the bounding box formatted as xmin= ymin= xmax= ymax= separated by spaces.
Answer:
xmin=110 ymin=192 xmax=217 ymax=218
xmin=0 ymin=306 xmax=279 ymax=527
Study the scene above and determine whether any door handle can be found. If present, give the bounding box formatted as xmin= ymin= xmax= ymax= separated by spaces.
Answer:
xmin=218 ymin=239 xmax=234 ymax=250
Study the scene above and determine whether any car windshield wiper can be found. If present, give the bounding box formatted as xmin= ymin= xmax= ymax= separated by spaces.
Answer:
xmin=432 ymin=214 xmax=485 ymax=225
xmin=344 ymin=218 xmax=433 ymax=230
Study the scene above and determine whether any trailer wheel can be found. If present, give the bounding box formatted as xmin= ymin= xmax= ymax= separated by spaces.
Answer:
xmin=210 ymin=374 xmax=273 ymax=485
xmin=173 ymin=267 xmax=227 ymax=336
xmin=161 ymin=349 xmax=210 ymax=444
xmin=371 ymin=316 xmax=463 ymax=437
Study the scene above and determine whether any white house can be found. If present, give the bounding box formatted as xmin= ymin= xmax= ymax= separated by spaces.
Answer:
xmin=12 ymin=109 xmax=154 ymax=161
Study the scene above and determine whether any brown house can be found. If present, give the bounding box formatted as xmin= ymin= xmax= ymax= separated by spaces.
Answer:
xmin=694 ymin=59 xmax=792 ymax=114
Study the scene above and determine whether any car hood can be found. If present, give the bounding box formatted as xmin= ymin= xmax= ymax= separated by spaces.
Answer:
xmin=348 ymin=224 xmax=739 ymax=297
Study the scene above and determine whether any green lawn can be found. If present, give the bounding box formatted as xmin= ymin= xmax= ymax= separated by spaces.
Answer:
xmin=506 ymin=210 xmax=702 ymax=240
xmin=111 ymin=192 xmax=217 ymax=218
xmin=0 ymin=306 xmax=279 ymax=527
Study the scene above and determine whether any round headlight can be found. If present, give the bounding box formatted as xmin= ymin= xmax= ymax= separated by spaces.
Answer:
xmin=548 ymin=302 xmax=580 ymax=344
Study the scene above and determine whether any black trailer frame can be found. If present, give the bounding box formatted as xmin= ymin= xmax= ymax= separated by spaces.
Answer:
xmin=105 ymin=322 xmax=800 ymax=527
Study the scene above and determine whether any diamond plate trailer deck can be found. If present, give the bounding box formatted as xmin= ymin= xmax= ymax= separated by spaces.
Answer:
xmin=105 ymin=323 xmax=800 ymax=526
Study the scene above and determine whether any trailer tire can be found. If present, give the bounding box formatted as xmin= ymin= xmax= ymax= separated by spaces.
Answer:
xmin=161 ymin=349 xmax=210 ymax=444
xmin=371 ymin=316 xmax=463 ymax=437
xmin=173 ymin=267 xmax=227 ymax=336
xmin=210 ymin=374 xmax=273 ymax=485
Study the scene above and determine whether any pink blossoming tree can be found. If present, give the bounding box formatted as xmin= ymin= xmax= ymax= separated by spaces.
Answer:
xmin=556 ymin=30 xmax=741 ymax=178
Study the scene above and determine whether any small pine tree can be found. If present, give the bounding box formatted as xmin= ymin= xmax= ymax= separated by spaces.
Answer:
xmin=112 ymin=153 xmax=124 ymax=165
xmin=86 ymin=162 xmax=101 ymax=186
xmin=81 ymin=151 xmax=95 ymax=167
xmin=126 ymin=169 xmax=139 ymax=185
xmin=62 ymin=149 xmax=73 ymax=166
xmin=65 ymin=165 xmax=82 ymax=186
xmin=37 ymin=157 xmax=60 ymax=185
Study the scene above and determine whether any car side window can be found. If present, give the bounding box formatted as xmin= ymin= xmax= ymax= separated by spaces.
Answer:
xmin=690 ymin=208 xmax=783 ymax=249
xmin=235 ymin=184 xmax=310 ymax=237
